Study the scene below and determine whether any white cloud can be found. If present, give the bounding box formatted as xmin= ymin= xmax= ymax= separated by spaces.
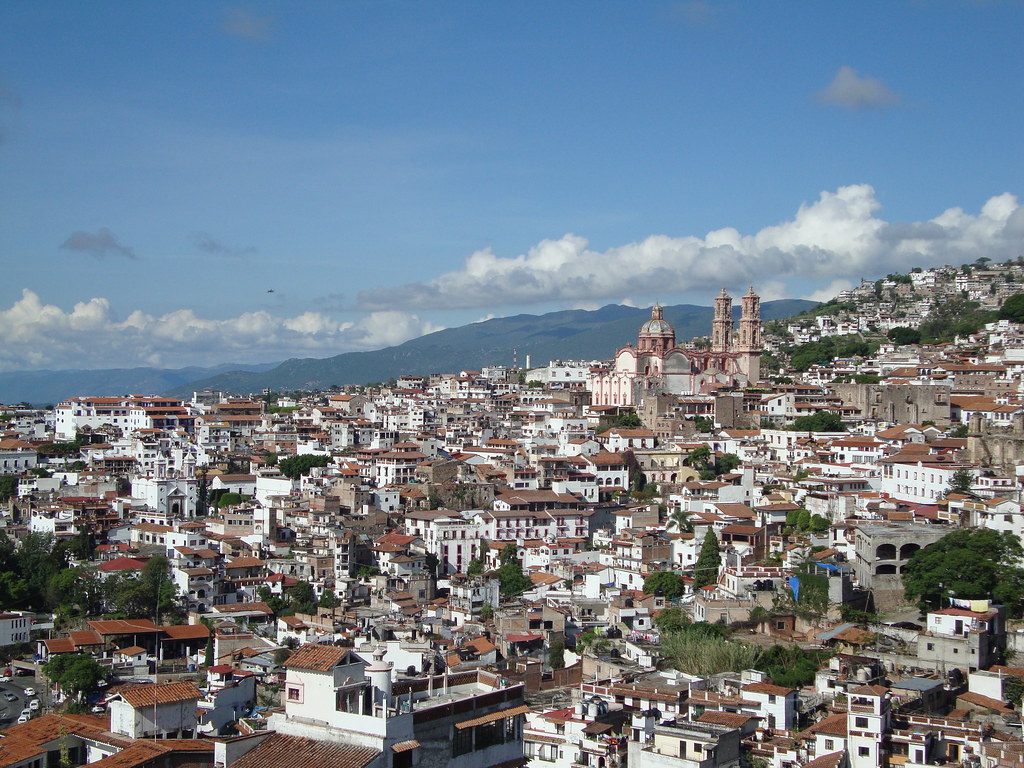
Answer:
xmin=222 ymin=8 xmax=273 ymax=41
xmin=816 ymin=66 xmax=901 ymax=110
xmin=802 ymin=279 xmax=854 ymax=303
xmin=358 ymin=185 xmax=1024 ymax=311
xmin=0 ymin=290 xmax=439 ymax=371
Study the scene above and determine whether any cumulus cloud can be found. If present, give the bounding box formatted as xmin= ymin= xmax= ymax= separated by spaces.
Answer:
xmin=802 ymin=279 xmax=855 ymax=303
xmin=193 ymin=231 xmax=256 ymax=257
xmin=59 ymin=228 xmax=137 ymax=259
xmin=357 ymin=185 xmax=1024 ymax=312
xmin=223 ymin=7 xmax=273 ymax=41
xmin=0 ymin=290 xmax=440 ymax=371
xmin=816 ymin=66 xmax=901 ymax=110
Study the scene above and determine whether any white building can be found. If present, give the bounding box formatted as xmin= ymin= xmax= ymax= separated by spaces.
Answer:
xmin=0 ymin=612 xmax=32 ymax=647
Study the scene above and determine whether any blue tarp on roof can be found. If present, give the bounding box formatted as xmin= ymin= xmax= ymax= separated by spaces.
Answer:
xmin=788 ymin=576 xmax=800 ymax=602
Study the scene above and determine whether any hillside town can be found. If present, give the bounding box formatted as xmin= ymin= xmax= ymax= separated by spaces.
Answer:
xmin=6 ymin=263 xmax=1024 ymax=768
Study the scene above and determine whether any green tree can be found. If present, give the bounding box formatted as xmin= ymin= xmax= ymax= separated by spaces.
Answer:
xmin=44 ymin=653 xmax=105 ymax=703
xmin=67 ymin=531 xmax=96 ymax=561
xmin=48 ymin=567 xmax=104 ymax=622
xmin=643 ymin=571 xmax=685 ymax=600
xmin=887 ymin=327 xmax=922 ymax=345
xmin=919 ymin=297 xmax=993 ymax=344
xmin=277 ymin=454 xmax=331 ymax=480
xmin=16 ymin=532 xmax=70 ymax=610
xmin=287 ymin=581 xmax=318 ymax=615
xmin=693 ymin=528 xmax=721 ymax=590
xmin=611 ymin=411 xmax=642 ymax=428
xmin=196 ymin=467 xmax=210 ymax=517
xmin=808 ymin=514 xmax=831 ymax=533
xmin=1005 ymin=675 xmax=1024 ymax=706
xmin=256 ymin=585 xmax=286 ymax=615
xmin=653 ymin=606 xmax=689 ymax=634
xmin=217 ymin=492 xmax=245 ymax=509
xmin=319 ymin=588 xmax=339 ymax=610
xmin=716 ymin=453 xmax=741 ymax=475
xmin=754 ymin=645 xmax=832 ymax=689
xmin=902 ymin=529 xmax=1024 ymax=613
xmin=693 ymin=416 xmax=714 ymax=433
xmin=790 ymin=340 xmax=836 ymax=372
xmin=497 ymin=546 xmax=532 ymax=598
xmin=105 ymin=555 xmax=182 ymax=622
xmin=999 ymin=293 xmax=1024 ymax=323
xmin=0 ymin=571 xmax=29 ymax=608
xmin=687 ymin=446 xmax=712 ymax=471
xmin=946 ymin=467 xmax=976 ymax=496
xmin=795 ymin=509 xmax=812 ymax=531
xmin=479 ymin=602 xmax=494 ymax=621
xmin=789 ymin=411 xmax=845 ymax=432
xmin=852 ymin=373 xmax=881 ymax=384
xmin=665 ymin=507 xmax=694 ymax=534
xmin=548 ymin=640 xmax=565 ymax=670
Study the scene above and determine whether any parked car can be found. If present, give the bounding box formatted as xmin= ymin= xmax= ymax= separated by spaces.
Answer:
xmin=3 ymin=692 xmax=17 ymax=702
xmin=28 ymin=700 xmax=39 ymax=711
xmin=22 ymin=688 xmax=34 ymax=697
xmin=19 ymin=708 xmax=30 ymax=718
xmin=16 ymin=714 xmax=28 ymax=724
xmin=0 ymin=676 xmax=11 ymax=683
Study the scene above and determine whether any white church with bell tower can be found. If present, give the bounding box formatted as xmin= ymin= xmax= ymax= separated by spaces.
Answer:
xmin=587 ymin=287 xmax=763 ymax=407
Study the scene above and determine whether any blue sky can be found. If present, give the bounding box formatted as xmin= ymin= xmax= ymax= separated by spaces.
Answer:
xmin=1 ymin=1 xmax=1023 ymax=371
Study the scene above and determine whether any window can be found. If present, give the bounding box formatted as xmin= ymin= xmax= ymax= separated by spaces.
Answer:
xmin=452 ymin=728 xmax=473 ymax=757
xmin=287 ymin=687 xmax=301 ymax=702
xmin=859 ymin=747 xmax=870 ymax=757
xmin=854 ymin=717 xmax=868 ymax=728
xmin=926 ymin=643 xmax=934 ymax=651
xmin=824 ymin=739 xmax=834 ymax=751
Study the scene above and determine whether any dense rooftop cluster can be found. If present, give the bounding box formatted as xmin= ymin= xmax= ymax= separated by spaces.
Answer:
xmin=4 ymin=268 xmax=1024 ymax=767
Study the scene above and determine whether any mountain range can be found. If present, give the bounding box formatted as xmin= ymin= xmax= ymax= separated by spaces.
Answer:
xmin=0 ymin=299 xmax=814 ymax=405
xmin=170 ymin=299 xmax=813 ymax=397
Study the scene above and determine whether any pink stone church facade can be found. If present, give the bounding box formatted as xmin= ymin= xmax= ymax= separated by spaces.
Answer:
xmin=587 ymin=288 xmax=763 ymax=407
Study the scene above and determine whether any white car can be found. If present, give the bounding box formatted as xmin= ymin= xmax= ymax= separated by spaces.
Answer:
xmin=16 ymin=714 xmax=28 ymax=724
xmin=22 ymin=687 xmax=34 ymax=697
xmin=28 ymin=700 xmax=39 ymax=710
xmin=19 ymin=708 xmax=30 ymax=718
xmin=0 ymin=676 xmax=10 ymax=683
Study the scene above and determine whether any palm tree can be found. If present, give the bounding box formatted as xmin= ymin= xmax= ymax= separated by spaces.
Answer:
xmin=665 ymin=507 xmax=694 ymax=534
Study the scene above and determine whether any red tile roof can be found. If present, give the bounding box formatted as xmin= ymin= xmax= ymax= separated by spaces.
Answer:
xmin=283 ymin=643 xmax=351 ymax=672
xmin=230 ymin=733 xmax=379 ymax=768
xmin=115 ymin=681 xmax=202 ymax=708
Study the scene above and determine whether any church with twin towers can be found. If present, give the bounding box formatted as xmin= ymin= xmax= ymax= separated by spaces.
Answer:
xmin=587 ymin=287 xmax=764 ymax=407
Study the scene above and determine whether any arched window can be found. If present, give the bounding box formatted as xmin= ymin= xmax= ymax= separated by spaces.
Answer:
xmin=875 ymin=543 xmax=897 ymax=560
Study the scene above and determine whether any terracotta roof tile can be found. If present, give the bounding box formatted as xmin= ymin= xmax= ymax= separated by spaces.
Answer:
xmin=283 ymin=643 xmax=351 ymax=672
xmin=116 ymin=681 xmax=203 ymax=707
xmin=230 ymin=733 xmax=379 ymax=768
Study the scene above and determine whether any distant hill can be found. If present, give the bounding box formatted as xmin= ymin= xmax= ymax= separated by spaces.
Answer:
xmin=171 ymin=299 xmax=815 ymax=396
xmin=0 ymin=362 xmax=278 ymax=406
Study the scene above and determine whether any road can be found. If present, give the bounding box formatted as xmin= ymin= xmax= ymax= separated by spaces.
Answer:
xmin=0 ymin=674 xmax=48 ymax=726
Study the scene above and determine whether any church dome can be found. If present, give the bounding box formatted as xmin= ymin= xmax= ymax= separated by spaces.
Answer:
xmin=639 ymin=304 xmax=674 ymax=337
